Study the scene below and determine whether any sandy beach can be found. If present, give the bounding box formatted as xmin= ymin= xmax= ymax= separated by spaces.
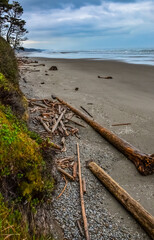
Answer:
xmin=20 ymin=58 xmax=154 ymax=240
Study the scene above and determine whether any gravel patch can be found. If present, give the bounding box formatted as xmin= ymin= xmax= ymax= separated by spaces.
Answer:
xmin=50 ymin=135 xmax=149 ymax=240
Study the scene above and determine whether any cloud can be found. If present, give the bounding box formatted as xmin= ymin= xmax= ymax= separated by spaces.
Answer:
xmin=21 ymin=0 xmax=154 ymax=49
xmin=24 ymin=40 xmax=50 ymax=45
xmin=25 ymin=1 xmax=154 ymax=34
xmin=16 ymin=0 xmax=138 ymax=11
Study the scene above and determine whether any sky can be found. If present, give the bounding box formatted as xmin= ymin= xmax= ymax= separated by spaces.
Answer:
xmin=12 ymin=0 xmax=154 ymax=50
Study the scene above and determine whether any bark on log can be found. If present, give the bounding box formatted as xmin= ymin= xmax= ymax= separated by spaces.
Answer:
xmin=88 ymin=161 xmax=154 ymax=239
xmin=56 ymin=97 xmax=154 ymax=175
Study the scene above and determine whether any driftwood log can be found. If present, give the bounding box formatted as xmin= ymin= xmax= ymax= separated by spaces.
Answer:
xmin=88 ymin=161 xmax=154 ymax=239
xmin=55 ymin=97 xmax=154 ymax=176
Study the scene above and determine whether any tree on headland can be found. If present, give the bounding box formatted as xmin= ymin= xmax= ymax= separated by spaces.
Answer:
xmin=0 ymin=0 xmax=28 ymax=49
xmin=0 ymin=0 xmax=9 ymax=36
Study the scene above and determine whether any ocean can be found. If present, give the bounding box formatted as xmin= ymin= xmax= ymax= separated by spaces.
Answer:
xmin=23 ymin=48 xmax=154 ymax=66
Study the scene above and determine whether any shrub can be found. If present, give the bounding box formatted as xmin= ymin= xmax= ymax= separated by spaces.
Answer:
xmin=0 ymin=37 xmax=18 ymax=84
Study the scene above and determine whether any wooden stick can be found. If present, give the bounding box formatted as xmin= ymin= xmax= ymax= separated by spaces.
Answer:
xmin=80 ymin=106 xmax=93 ymax=118
xmin=57 ymin=175 xmax=68 ymax=199
xmin=61 ymin=136 xmax=67 ymax=152
xmin=43 ymin=140 xmax=62 ymax=150
xmin=29 ymin=69 xmax=40 ymax=72
xmin=31 ymin=102 xmax=47 ymax=108
xmin=57 ymin=167 xmax=74 ymax=181
xmin=52 ymin=109 xmax=66 ymax=133
xmin=28 ymin=64 xmax=45 ymax=67
xmin=60 ymin=120 xmax=69 ymax=136
xmin=56 ymin=156 xmax=74 ymax=163
xmin=43 ymin=99 xmax=52 ymax=107
xmin=38 ymin=117 xmax=52 ymax=133
xmin=66 ymin=117 xmax=86 ymax=128
xmin=98 ymin=76 xmax=112 ymax=79
xmin=77 ymin=220 xmax=84 ymax=236
xmin=82 ymin=178 xmax=86 ymax=194
xmin=77 ymin=143 xmax=90 ymax=240
xmin=88 ymin=161 xmax=154 ymax=239
xmin=112 ymin=123 xmax=131 ymax=127
xmin=73 ymin=161 xmax=78 ymax=179
xmin=56 ymin=97 xmax=154 ymax=176
xmin=28 ymin=98 xmax=50 ymax=102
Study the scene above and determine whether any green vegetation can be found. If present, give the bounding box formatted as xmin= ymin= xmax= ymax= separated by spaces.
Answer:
xmin=0 ymin=0 xmax=28 ymax=49
xmin=0 ymin=26 xmax=55 ymax=239
xmin=0 ymin=85 xmax=55 ymax=239
xmin=0 ymin=194 xmax=55 ymax=240
xmin=0 ymin=69 xmax=28 ymax=120
xmin=0 ymin=193 xmax=30 ymax=240
xmin=0 ymin=39 xmax=55 ymax=239
xmin=0 ymin=103 xmax=45 ymax=200
xmin=0 ymin=36 xmax=18 ymax=84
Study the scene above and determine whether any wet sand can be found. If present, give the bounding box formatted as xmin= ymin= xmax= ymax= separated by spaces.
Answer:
xmin=20 ymin=58 xmax=154 ymax=239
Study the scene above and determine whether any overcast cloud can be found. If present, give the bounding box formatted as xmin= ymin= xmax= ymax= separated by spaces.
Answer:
xmin=14 ymin=0 xmax=154 ymax=49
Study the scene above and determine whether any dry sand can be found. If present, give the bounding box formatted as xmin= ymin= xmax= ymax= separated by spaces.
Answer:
xmin=20 ymin=58 xmax=154 ymax=239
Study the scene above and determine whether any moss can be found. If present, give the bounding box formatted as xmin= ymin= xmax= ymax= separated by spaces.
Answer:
xmin=0 ymin=102 xmax=55 ymax=198
xmin=0 ymin=105 xmax=45 ymax=200
xmin=0 ymin=37 xmax=18 ymax=84
xmin=0 ymin=73 xmax=28 ymax=120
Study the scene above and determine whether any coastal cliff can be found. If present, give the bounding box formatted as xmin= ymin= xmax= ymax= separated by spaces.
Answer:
xmin=0 ymin=37 xmax=56 ymax=239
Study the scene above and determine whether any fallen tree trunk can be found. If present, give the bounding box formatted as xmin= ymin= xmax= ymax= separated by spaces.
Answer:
xmin=88 ymin=161 xmax=154 ymax=239
xmin=55 ymin=96 xmax=154 ymax=175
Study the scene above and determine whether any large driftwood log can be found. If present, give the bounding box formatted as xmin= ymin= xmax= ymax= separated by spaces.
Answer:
xmin=55 ymin=97 xmax=154 ymax=175
xmin=88 ymin=161 xmax=154 ymax=239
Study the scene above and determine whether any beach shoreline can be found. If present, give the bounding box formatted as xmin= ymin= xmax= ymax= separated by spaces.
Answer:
xmin=18 ymin=47 xmax=154 ymax=66
xmin=19 ymin=57 xmax=154 ymax=240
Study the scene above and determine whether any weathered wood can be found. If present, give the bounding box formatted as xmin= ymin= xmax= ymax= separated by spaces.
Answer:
xmin=82 ymin=178 xmax=86 ymax=194
xmin=38 ymin=117 xmax=52 ymax=133
xmin=66 ymin=117 xmax=86 ymax=128
xmin=77 ymin=143 xmax=90 ymax=240
xmin=112 ymin=123 xmax=131 ymax=127
xmin=98 ymin=75 xmax=112 ymax=79
xmin=57 ymin=167 xmax=74 ymax=181
xmin=77 ymin=220 xmax=84 ymax=236
xmin=52 ymin=109 xmax=66 ymax=133
xmin=57 ymin=175 xmax=68 ymax=199
xmin=88 ymin=161 xmax=154 ymax=239
xmin=29 ymin=64 xmax=45 ymax=67
xmin=42 ymin=140 xmax=62 ymax=150
xmin=56 ymin=156 xmax=74 ymax=164
xmin=60 ymin=120 xmax=69 ymax=136
xmin=80 ymin=106 xmax=93 ymax=118
xmin=73 ymin=161 xmax=78 ymax=179
xmin=56 ymin=97 xmax=154 ymax=175
xmin=31 ymin=102 xmax=47 ymax=108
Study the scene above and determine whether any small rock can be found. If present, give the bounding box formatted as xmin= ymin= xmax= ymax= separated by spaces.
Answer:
xmin=49 ymin=66 xmax=58 ymax=71
xmin=23 ymin=77 xmax=27 ymax=83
